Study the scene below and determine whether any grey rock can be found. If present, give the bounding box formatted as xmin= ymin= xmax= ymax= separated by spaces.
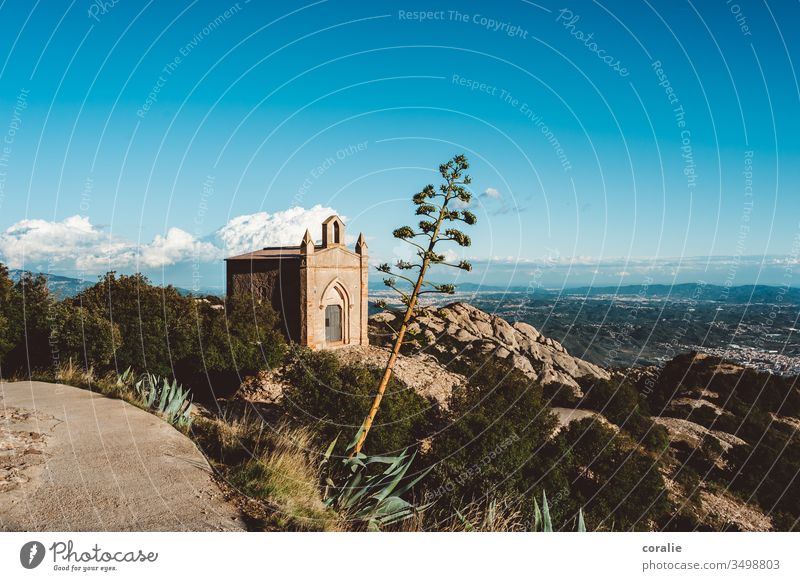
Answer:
xmin=373 ymin=302 xmax=609 ymax=398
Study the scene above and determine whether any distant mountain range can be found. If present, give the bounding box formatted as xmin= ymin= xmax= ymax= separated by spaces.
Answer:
xmin=8 ymin=270 xmax=207 ymax=299
xmin=10 ymin=270 xmax=799 ymax=303
xmin=371 ymin=281 xmax=800 ymax=303
xmin=8 ymin=270 xmax=91 ymax=299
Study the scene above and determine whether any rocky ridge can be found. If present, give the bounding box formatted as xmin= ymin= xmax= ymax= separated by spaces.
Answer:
xmin=372 ymin=302 xmax=609 ymax=397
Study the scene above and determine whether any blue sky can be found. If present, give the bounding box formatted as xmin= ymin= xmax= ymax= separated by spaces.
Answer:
xmin=0 ymin=0 xmax=798 ymax=291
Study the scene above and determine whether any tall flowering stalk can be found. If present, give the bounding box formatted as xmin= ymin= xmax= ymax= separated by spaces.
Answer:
xmin=352 ymin=154 xmax=476 ymax=455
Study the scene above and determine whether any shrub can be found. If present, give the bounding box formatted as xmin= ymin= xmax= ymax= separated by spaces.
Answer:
xmin=72 ymin=272 xmax=196 ymax=377
xmin=562 ymin=418 xmax=670 ymax=530
xmin=425 ymin=358 xmax=573 ymax=523
xmin=52 ymin=304 xmax=120 ymax=369
xmin=726 ymin=431 xmax=800 ymax=521
xmin=177 ymin=295 xmax=286 ymax=399
xmin=0 ymin=264 xmax=16 ymax=368
xmin=582 ymin=378 xmax=669 ymax=451
xmin=71 ymin=272 xmax=286 ymax=400
xmin=281 ymin=349 xmax=434 ymax=456
xmin=0 ymin=271 xmax=56 ymax=374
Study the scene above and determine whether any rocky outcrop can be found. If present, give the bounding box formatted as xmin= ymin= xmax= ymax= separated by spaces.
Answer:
xmin=335 ymin=345 xmax=465 ymax=409
xmin=372 ymin=302 xmax=609 ymax=397
xmin=237 ymin=345 xmax=466 ymax=410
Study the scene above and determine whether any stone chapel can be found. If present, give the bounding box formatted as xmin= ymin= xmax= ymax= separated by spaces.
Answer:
xmin=225 ymin=215 xmax=368 ymax=349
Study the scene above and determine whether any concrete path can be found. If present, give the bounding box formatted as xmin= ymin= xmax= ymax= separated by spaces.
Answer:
xmin=0 ymin=381 xmax=245 ymax=531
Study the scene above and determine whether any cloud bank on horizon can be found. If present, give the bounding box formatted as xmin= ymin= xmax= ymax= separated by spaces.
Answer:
xmin=0 ymin=205 xmax=340 ymax=273
xmin=0 ymin=207 xmax=798 ymax=289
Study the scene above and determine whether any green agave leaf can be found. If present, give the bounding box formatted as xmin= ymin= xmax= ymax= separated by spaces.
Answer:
xmin=542 ymin=490 xmax=553 ymax=533
xmin=377 ymin=507 xmax=415 ymax=526
xmin=577 ymin=508 xmax=586 ymax=532
xmin=372 ymin=496 xmax=412 ymax=518
xmin=322 ymin=434 xmax=340 ymax=463
xmin=395 ymin=465 xmax=433 ymax=498
xmin=454 ymin=508 xmax=475 ymax=532
xmin=374 ymin=451 xmax=414 ymax=503
xmin=346 ymin=421 xmax=367 ymax=452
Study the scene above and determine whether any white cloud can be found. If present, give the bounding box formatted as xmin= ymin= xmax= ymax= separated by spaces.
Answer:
xmin=216 ymin=205 xmax=343 ymax=256
xmin=442 ymin=248 xmax=461 ymax=263
xmin=0 ymin=215 xmax=101 ymax=269
xmin=483 ymin=187 xmax=502 ymax=199
xmin=0 ymin=215 xmax=220 ymax=272
xmin=0 ymin=206 xmax=349 ymax=273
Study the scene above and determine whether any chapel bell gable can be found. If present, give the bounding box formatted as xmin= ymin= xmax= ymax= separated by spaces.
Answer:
xmin=322 ymin=215 xmax=345 ymax=247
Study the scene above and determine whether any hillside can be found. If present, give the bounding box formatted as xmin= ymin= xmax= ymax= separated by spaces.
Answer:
xmin=235 ymin=301 xmax=798 ymax=531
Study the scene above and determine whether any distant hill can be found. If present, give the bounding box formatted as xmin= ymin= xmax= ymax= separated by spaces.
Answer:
xmin=8 ymin=270 xmax=205 ymax=299
xmin=559 ymin=283 xmax=800 ymax=303
xmin=369 ymin=281 xmax=800 ymax=303
xmin=9 ymin=270 xmax=90 ymax=299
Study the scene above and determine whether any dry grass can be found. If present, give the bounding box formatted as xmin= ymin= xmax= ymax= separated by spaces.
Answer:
xmin=192 ymin=412 xmax=342 ymax=531
xmin=30 ymin=360 xmax=142 ymax=408
xmin=420 ymin=497 xmax=529 ymax=532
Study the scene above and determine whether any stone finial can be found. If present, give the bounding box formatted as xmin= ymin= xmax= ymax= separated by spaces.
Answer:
xmin=300 ymin=229 xmax=314 ymax=254
xmin=356 ymin=232 xmax=368 ymax=255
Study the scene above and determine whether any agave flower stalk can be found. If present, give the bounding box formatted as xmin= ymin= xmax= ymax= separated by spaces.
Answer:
xmin=352 ymin=154 xmax=476 ymax=455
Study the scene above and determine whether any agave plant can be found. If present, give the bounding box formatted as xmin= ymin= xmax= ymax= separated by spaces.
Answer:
xmin=531 ymin=490 xmax=588 ymax=532
xmin=321 ymin=433 xmax=431 ymax=531
xmin=131 ymin=372 xmax=194 ymax=428
xmin=115 ymin=366 xmax=134 ymax=388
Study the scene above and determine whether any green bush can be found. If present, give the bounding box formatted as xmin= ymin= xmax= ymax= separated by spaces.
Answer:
xmin=562 ymin=418 xmax=670 ymax=530
xmin=0 ymin=264 xmax=16 ymax=367
xmin=71 ymin=272 xmax=196 ymax=377
xmin=70 ymin=272 xmax=286 ymax=399
xmin=582 ymin=378 xmax=669 ymax=451
xmin=0 ymin=270 xmax=56 ymax=374
xmin=726 ymin=431 xmax=800 ymax=522
xmin=425 ymin=358 xmax=573 ymax=523
xmin=176 ymin=294 xmax=286 ymax=398
xmin=52 ymin=304 xmax=120 ymax=369
xmin=281 ymin=349 xmax=434 ymax=456
xmin=1 ymin=267 xmax=287 ymax=400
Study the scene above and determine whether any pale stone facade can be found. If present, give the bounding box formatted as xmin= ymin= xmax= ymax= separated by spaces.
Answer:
xmin=225 ymin=215 xmax=368 ymax=349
